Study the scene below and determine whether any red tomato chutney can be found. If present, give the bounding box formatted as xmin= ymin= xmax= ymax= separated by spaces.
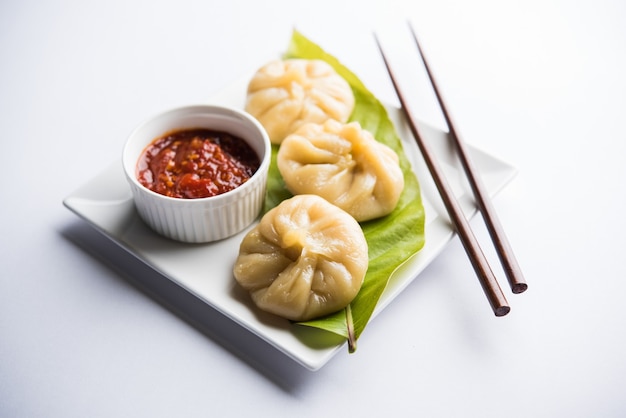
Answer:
xmin=136 ymin=128 xmax=260 ymax=199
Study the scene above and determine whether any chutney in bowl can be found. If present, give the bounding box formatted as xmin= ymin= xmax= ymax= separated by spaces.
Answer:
xmin=122 ymin=105 xmax=271 ymax=243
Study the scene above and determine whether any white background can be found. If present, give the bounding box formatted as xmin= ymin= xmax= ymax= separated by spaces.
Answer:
xmin=2 ymin=0 xmax=626 ymax=416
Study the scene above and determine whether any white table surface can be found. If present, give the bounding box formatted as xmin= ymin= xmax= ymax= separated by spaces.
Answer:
xmin=2 ymin=0 xmax=625 ymax=416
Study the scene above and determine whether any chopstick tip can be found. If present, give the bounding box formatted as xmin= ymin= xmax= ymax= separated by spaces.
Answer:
xmin=512 ymin=283 xmax=528 ymax=294
xmin=495 ymin=306 xmax=511 ymax=317
xmin=372 ymin=32 xmax=382 ymax=48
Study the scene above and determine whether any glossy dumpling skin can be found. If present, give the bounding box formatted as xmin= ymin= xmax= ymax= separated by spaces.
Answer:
xmin=245 ymin=59 xmax=355 ymax=144
xmin=233 ymin=194 xmax=368 ymax=321
xmin=277 ymin=119 xmax=405 ymax=222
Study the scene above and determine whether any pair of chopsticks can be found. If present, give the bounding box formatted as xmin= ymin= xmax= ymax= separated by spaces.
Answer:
xmin=375 ymin=24 xmax=527 ymax=316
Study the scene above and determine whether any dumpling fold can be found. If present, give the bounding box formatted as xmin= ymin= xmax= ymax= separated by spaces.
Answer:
xmin=233 ymin=194 xmax=368 ymax=321
xmin=277 ymin=119 xmax=405 ymax=221
xmin=245 ymin=59 xmax=355 ymax=144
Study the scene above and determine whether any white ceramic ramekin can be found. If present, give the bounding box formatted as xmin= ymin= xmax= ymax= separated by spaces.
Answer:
xmin=122 ymin=105 xmax=271 ymax=243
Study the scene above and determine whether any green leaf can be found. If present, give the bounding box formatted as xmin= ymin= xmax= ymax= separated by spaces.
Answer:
xmin=266 ymin=29 xmax=425 ymax=343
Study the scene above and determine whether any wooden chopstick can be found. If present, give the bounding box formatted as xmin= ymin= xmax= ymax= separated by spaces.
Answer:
xmin=374 ymin=33 xmax=511 ymax=317
xmin=406 ymin=24 xmax=527 ymax=294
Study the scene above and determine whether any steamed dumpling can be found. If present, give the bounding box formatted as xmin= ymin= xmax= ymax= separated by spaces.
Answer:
xmin=245 ymin=59 xmax=355 ymax=144
xmin=233 ymin=194 xmax=368 ymax=321
xmin=277 ymin=119 xmax=404 ymax=222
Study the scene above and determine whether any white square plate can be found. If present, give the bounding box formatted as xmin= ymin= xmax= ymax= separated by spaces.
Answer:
xmin=64 ymin=77 xmax=517 ymax=370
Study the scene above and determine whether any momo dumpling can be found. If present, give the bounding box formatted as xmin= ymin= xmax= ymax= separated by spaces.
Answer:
xmin=277 ymin=119 xmax=404 ymax=222
xmin=233 ymin=194 xmax=368 ymax=322
xmin=245 ymin=59 xmax=355 ymax=144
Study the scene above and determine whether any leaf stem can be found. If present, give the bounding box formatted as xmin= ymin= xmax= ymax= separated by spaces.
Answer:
xmin=346 ymin=304 xmax=357 ymax=353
